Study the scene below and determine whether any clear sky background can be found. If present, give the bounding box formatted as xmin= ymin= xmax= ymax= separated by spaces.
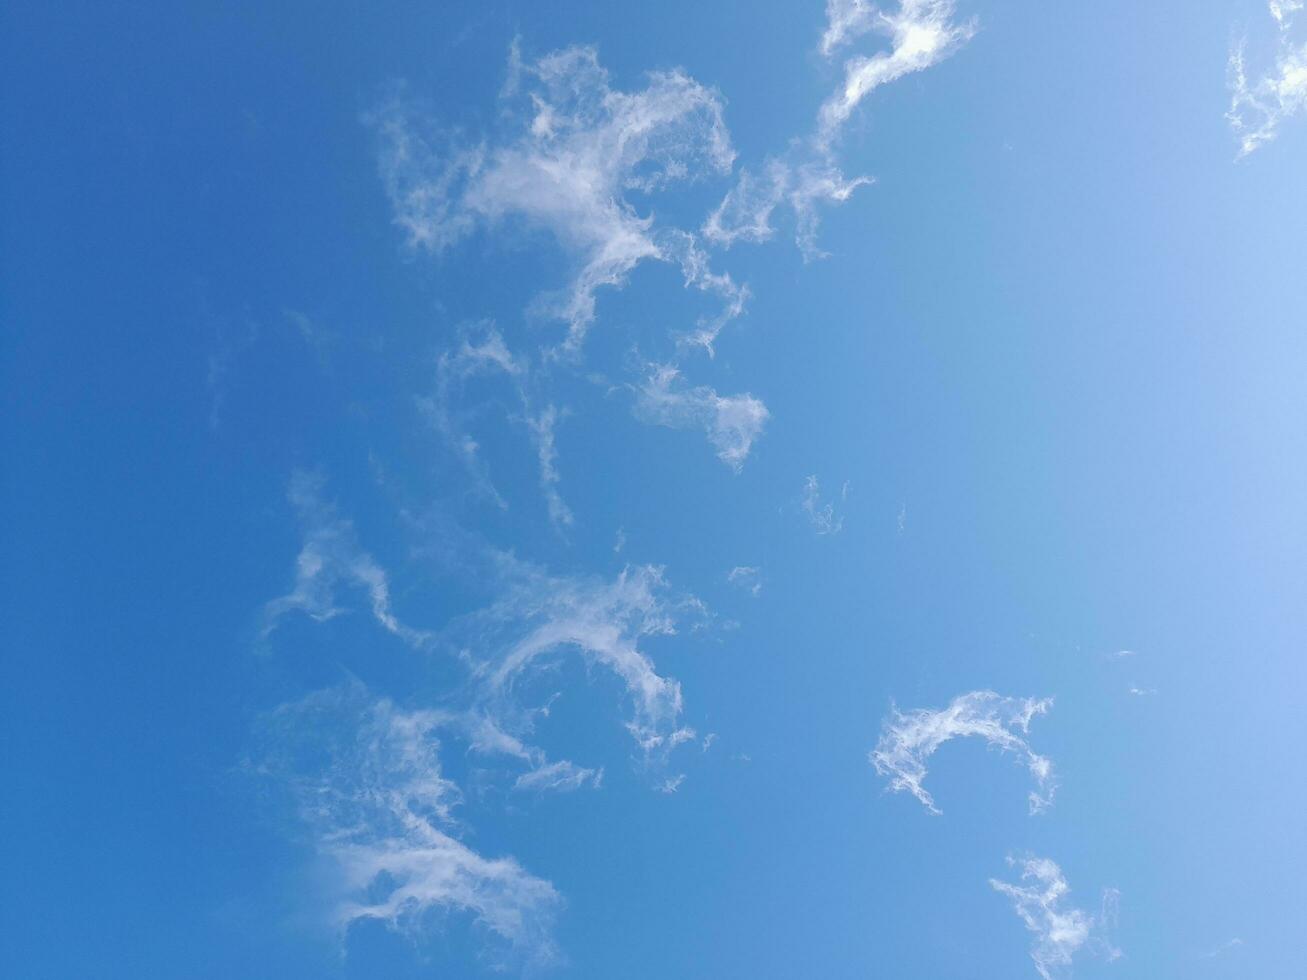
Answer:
xmin=3 ymin=1 xmax=1305 ymax=978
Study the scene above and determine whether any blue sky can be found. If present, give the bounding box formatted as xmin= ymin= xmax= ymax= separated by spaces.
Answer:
xmin=3 ymin=1 xmax=1306 ymax=977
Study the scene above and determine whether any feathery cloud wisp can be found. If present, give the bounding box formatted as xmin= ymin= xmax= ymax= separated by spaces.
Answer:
xmin=372 ymin=45 xmax=740 ymax=354
xmin=705 ymin=0 xmax=973 ymax=258
xmin=726 ymin=565 xmax=763 ymax=596
xmin=526 ymin=405 xmax=574 ymax=529
xmin=871 ymin=691 xmax=1056 ymax=814
xmin=990 ymin=855 xmax=1120 ymax=980
xmin=261 ymin=471 xmax=430 ymax=648
xmin=632 ymin=364 xmax=770 ymax=470
xmin=802 ymin=475 xmax=846 ymax=534
xmin=468 ymin=561 xmax=702 ymax=760
xmin=255 ymin=687 xmax=561 ymax=966
xmin=419 ymin=324 xmax=524 ymax=510
xmin=817 ymin=0 xmax=976 ymax=148
xmin=1228 ymin=1 xmax=1307 ymax=156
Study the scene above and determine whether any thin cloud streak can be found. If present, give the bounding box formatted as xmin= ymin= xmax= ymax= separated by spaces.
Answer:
xmin=526 ymin=405 xmax=574 ymax=529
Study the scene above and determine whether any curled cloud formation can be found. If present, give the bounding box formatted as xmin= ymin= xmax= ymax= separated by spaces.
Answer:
xmin=261 ymin=471 xmax=430 ymax=648
xmin=470 ymin=561 xmax=701 ymax=757
xmin=802 ymin=475 xmax=846 ymax=534
xmin=255 ymin=687 xmax=561 ymax=967
xmin=705 ymin=0 xmax=973 ymax=258
xmin=265 ymin=476 xmax=702 ymax=781
xmin=816 ymin=0 xmax=976 ymax=147
xmin=1228 ymin=1 xmax=1307 ymax=156
xmin=372 ymin=45 xmax=744 ymax=354
xmin=727 ymin=565 xmax=763 ymax=596
xmin=990 ymin=856 xmax=1121 ymax=980
xmin=632 ymin=363 xmax=770 ymax=470
xmin=871 ymin=691 xmax=1056 ymax=814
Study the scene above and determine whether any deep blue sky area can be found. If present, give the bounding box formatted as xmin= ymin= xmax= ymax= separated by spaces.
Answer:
xmin=3 ymin=2 xmax=1305 ymax=978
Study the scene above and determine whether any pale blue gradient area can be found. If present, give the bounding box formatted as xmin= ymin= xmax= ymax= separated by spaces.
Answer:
xmin=3 ymin=1 xmax=1304 ymax=978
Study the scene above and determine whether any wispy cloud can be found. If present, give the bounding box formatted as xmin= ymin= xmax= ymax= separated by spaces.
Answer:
xmin=816 ymin=0 xmax=976 ymax=148
xmin=261 ymin=471 xmax=430 ymax=648
xmin=871 ymin=691 xmax=1056 ymax=815
xmin=254 ymin=686 xmax=561 ymax=967
xmin=513 ymin=758 xmax=603 ymax=794
xmin=990 ymin=855 xmax=1120 ymax=980
xmin=471 ymin=561 xmax=702 ymax=760
xmin=371 ymin=45 xmax=740 ymax=354
xmin=269 ymin=484 xmax=705 ymax=788
xmin=663 ymin=230 xmax=751 ymax=357
xmin=419 ymin=323 xmax=523 ymax=510
xmin=802 ymin=475 xmax=846 ymax=534
xmin=1228 ymin=0 xmax=1307 ymax=156
xmin=705 ymin=0 xmax=973 ymax=258
xmin=420 ymin=323 xmax=580 ymax=526
xmin=525 ymin=405 xmax=574 ymax=529
xmin=726 ymin=565 xmax=763 ymax=596
xmin=820 ymin=0 xmax=881 ymax=58
xmin=1200 ymin=937 xmax=1244 ymax=959
xmin=657 ymin=773 xmax=686 ymax=794
xmin=632 ymin=363 xmax=770 ymax=470
xmin=702 ymin=154 xmax=872 ymax=259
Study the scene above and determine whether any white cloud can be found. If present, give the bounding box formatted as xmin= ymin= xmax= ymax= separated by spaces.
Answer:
xmin=418 ymin=323 xmax=525 ymax=510
xmin=705 ymin=0 xmax=972 ymax=258
xmin=1228 ymin=1 xmax=1307 ymax=156
xmin=871 ymin=691 xmax=1056 ymax=815
xmin=256 ymin=687 xmax=561 ymax=966
xmin=990 ymin=856 xmax=1120 ymax=980
xmin=632 ymin=363 xmax=770 ymax=470
xmin=1200 ymin=937 xmax=1244 ymax=959
xmin=268 ymin=487 xmax=704 ymax=787
xmin=657 ymin=773 xmax=686 ymax=794
xmin=821 ymin=0 xmax=881 ymax=58
xmin=802 ymin=475 xmax=846 ymax=535
xmin=513 ymin=758 xmax=603 ymax=793
xmin=525 ymin=405 xmax=574 ymax=528
xmin=373 ymin=45 xmax=738 ymax=354
xmin=702 ymin=156 xmax=871 ymax=260
xmin=261 ymin=471 xmax=430 ymax=648
xmin=421 ymin=325 xmax=579 ymax=525
xmin=468 ymin=561 xmax=703 ymax=760
xmin=817 ymin=0 xmax=976 ymax=147
xmin=726 ymin=565 xmax=763 ymax=596
xmin=662 ymin=229 xmax=751 ymax=356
